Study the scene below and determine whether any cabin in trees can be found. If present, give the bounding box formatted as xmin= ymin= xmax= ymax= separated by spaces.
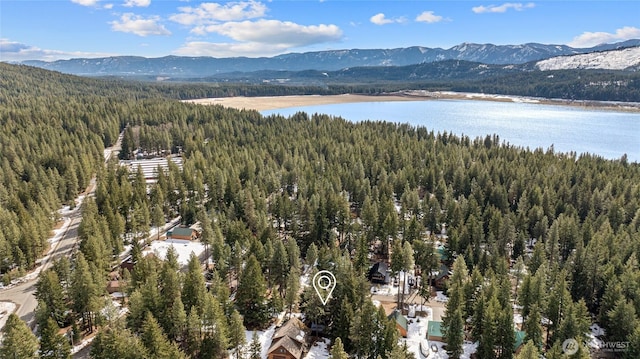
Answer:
xmin=368 ymin=261 xmax=390 ymax=284
xmin=267 ymin=317 xmax=308 ymax=359
xmin=167 ymin=227 xmax=199 ymax=241
xmin=514 ymin=330 xmax=527 ymax=354
xmin=433 ymin=264 xmax=451 ymax=290
xmin=387 ymin=309 xmax=408 ymax=338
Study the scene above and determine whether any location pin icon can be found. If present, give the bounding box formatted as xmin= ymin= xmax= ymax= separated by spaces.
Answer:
xmin=312 ymin=270 xmax=336 ymax=306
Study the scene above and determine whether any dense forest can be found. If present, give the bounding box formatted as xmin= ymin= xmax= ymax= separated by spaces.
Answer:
xmin=1 ymin=63 xmax=639 ymax=359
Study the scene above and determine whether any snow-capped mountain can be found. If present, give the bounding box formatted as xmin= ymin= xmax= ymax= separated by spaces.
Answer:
xmin=20 ymin=40 xmax=640 ymax=78
xmin=536 ymin=46 xmax=640 ymax=71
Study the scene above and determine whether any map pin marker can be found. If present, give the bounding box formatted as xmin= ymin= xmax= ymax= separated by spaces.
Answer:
xmin=312 ymin=270 xmax=336 ymax=306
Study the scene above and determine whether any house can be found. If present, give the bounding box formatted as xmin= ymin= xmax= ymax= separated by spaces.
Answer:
xmin=267 ymin=317 xmax=307 ymax=359
xmin=368 ymin=261 xmax=390 ymax=284
xmin=106 ymin=280 xmax=121 ymax=294
xmin=514 ymin=330 xmax=526 ymax=353
xmin=387 ymin=309 xmax=408 ymax=338
xmin=433 ymin=264 xmax=451 ymax=289
xmin=167 ymin=227 xmax=198 ymax=241
xmin=427 ymin=321 xmax=443 ymax=342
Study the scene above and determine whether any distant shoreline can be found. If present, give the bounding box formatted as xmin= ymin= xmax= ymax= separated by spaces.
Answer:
xmin=183 ymin=91 xmax=640 ymax=113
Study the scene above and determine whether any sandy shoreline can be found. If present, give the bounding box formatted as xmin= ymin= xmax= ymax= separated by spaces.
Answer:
xmin=183 ymin=91 xmax=640 ymax=113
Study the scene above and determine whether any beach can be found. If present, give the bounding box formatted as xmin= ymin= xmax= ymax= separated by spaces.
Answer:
xmin=183 ymin=91 xmax=640 ymax=112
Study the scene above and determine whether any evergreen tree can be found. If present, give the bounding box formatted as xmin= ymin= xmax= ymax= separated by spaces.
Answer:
xmin=140 ymin=312 xmax=185 ymax=359
xmin=69 ymin=252 xmax=100 ymax=332
xmin=305 ymin=243 xmax=318 ymax=268
xmin=285 ymin=266 xmax=301 ymax=316
xmin=515 ymin=340 xmax=540 ymax=359
xmin=0 ymin=313 xmax=39 ymax=359
xmin=389 ymin=341 xmax=416 ymax=359
xmin=182 ymin=253 xmax=206 ymax=314
xmin=236 ymin=254 xmax=269 ymax=329
xmin=39 ymin=317 xmax=71 ymax=359
xmin=35 ymin=269 xmax=67 ymax=326
xmin=524 ymin=303 xmax=543 ymax=349
xmin=183 ymin=308 xmax=202 ymax=358
xmin=228 ymin=309 xmax=246 ymax=359
xmin=90 ymin=327 xmax=149 ymax=359
xmin=329 ymin=337 xmax=349 ymax=359
xmin=248 ymin=331 xmax=262 ymax=359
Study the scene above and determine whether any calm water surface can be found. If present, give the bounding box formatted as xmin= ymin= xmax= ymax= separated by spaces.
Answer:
xmin=262 ymin=100 xmax=640 ymax=162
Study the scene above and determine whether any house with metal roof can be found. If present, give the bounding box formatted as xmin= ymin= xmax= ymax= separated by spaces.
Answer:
xmin=267 ymin=317 xmax=307 ymax=359
xmin=387 ymin=309 xmax=408 ymax=338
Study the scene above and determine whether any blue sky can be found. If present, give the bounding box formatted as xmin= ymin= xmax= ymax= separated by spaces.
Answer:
xmin=1 ymin=0 xmax=639 ymax=61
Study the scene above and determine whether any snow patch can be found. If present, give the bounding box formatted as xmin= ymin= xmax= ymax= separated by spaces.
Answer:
xmin=536 ymin=47 xmax=640 ymax=70
xmin=142 ymin=239 xmax=205 ymax=267
xmin=304 ymin=338 xmax=330 ymax=359
xmin=0 ymin=301 xmax=17 ymax=331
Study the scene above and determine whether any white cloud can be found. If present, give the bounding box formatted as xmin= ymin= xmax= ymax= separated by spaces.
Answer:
xmin=0 ymin=38 xmax=114 ymax=62
xmin=123 ymin=0 xmax=150 ymax=7
xmin=71 ymin=0 xmax=100 ymax=6
xmin=104 ymin=3 xmax=114 ymax=9
xmin=174 ymin=41 xmax=290 ymax=58
xmin=568 ymin=26 xmax=640 ymax=48
xmin=110 ymin=13 xmax=171 ymax=36
xmin=370 ymin=13 xmax=408 ymax=25
xmin=194 ymin=19 xmax=342 ymax=46
xmin=472 ymin=2 xmax=535 ymax=14
xmin=174 ymin=20 xmax=342 ymax=57
xmin=170 ymin=1 xmax=267 ymax=25
xmin=370 ymin=13 xmax=407 ymax=25
xmin=416 ymin=11 xmax=443 ymax=23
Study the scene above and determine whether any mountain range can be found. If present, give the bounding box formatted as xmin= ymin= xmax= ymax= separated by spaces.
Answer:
xmin=21 ymin=39 xmax=640 ymax=78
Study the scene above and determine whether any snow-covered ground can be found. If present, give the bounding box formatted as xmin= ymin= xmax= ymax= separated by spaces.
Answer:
xmin=142 ymin=239 xmax=205 ymax=267
xmin=304 ymin=338 xmax=330 ymax=359
xmin=241 ymin=325 xmax=275 ymax=359
xmin=536 ymin=46 xmax=640 ymax=71
xmin=0 ymin=301 xmax=17 ymax=332
xmin=435 ymin=291 xmax=449 ymax=303
xmin=513 ymin=313 xmax=523 ymax=325
xmin=403 ymin=312 xmax=432 ymax=358
xmin=586 ymin=323 xmax=607 ymax=350
xmin=401 ymin=308 xmax=477 ymax=359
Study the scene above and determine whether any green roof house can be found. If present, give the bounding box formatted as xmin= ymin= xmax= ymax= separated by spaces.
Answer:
xmin=514 ymin=330 xmax=526 ymax=353
xmin=388 ymin=309 xmax=408 ymax=338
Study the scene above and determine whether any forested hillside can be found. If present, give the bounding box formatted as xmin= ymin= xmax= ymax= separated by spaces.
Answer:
xmin=1 ymin=63 xmax=639 ymax=358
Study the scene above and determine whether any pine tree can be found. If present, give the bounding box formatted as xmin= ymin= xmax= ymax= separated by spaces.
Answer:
xmin=183 ymin=308 xmax=202 ymax=358
xmin=271 ymin=240 xmax=289 ymax=292
xmin=248 ymin=331 xmax=262 ymax=359
xmin=515 ymin=340 xmax=540 ymax=359
xmin=442 ymin=256 xmax=468 ymax=358
xmin=90 ymin=327 xmax=149 ymax=359
xmin=0 ymin=313 xmax=39 ymax=359
xmin=524 ymin=303 xmax=543 ymax=349
xmin=69 ymin=252 xmax=99 ymax=332
xmin=389 ymin=341 xmax=416 ymax=359
xmin=182 ymin=252 xmax=206 ymax=314
xmin=228 ymin=309 xmax=246 ymax=359
xmin=606 ymin=298 xmax=637 ymax=343
xmin=39 ymin=317 xmax=71 ymax=359
xmin=285 ymin=266 xmax=301 ymax=316
xmin=305 ymin=243 xmax=318 ymax=269
xmin=35 ymin=269 xmax=67 ymax=326
xmin=236 ymin=254 xmax=269 ymax=329
xmin=443 ymin=307 xmax=465 ymax=359
xmin=329 ymin=337 xmax=348 ymax=359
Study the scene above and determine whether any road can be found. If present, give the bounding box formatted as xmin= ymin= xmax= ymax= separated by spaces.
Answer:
xmin=0 ymin=132 xmax=122 ymax=330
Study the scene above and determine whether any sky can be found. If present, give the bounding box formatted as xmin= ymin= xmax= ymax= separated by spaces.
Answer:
xmin=1 ymin=0 xmax=639 ymax=62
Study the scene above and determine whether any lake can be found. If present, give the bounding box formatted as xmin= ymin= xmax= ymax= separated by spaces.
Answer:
xmin=262 ymin=99 xmax=640 ymax=162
